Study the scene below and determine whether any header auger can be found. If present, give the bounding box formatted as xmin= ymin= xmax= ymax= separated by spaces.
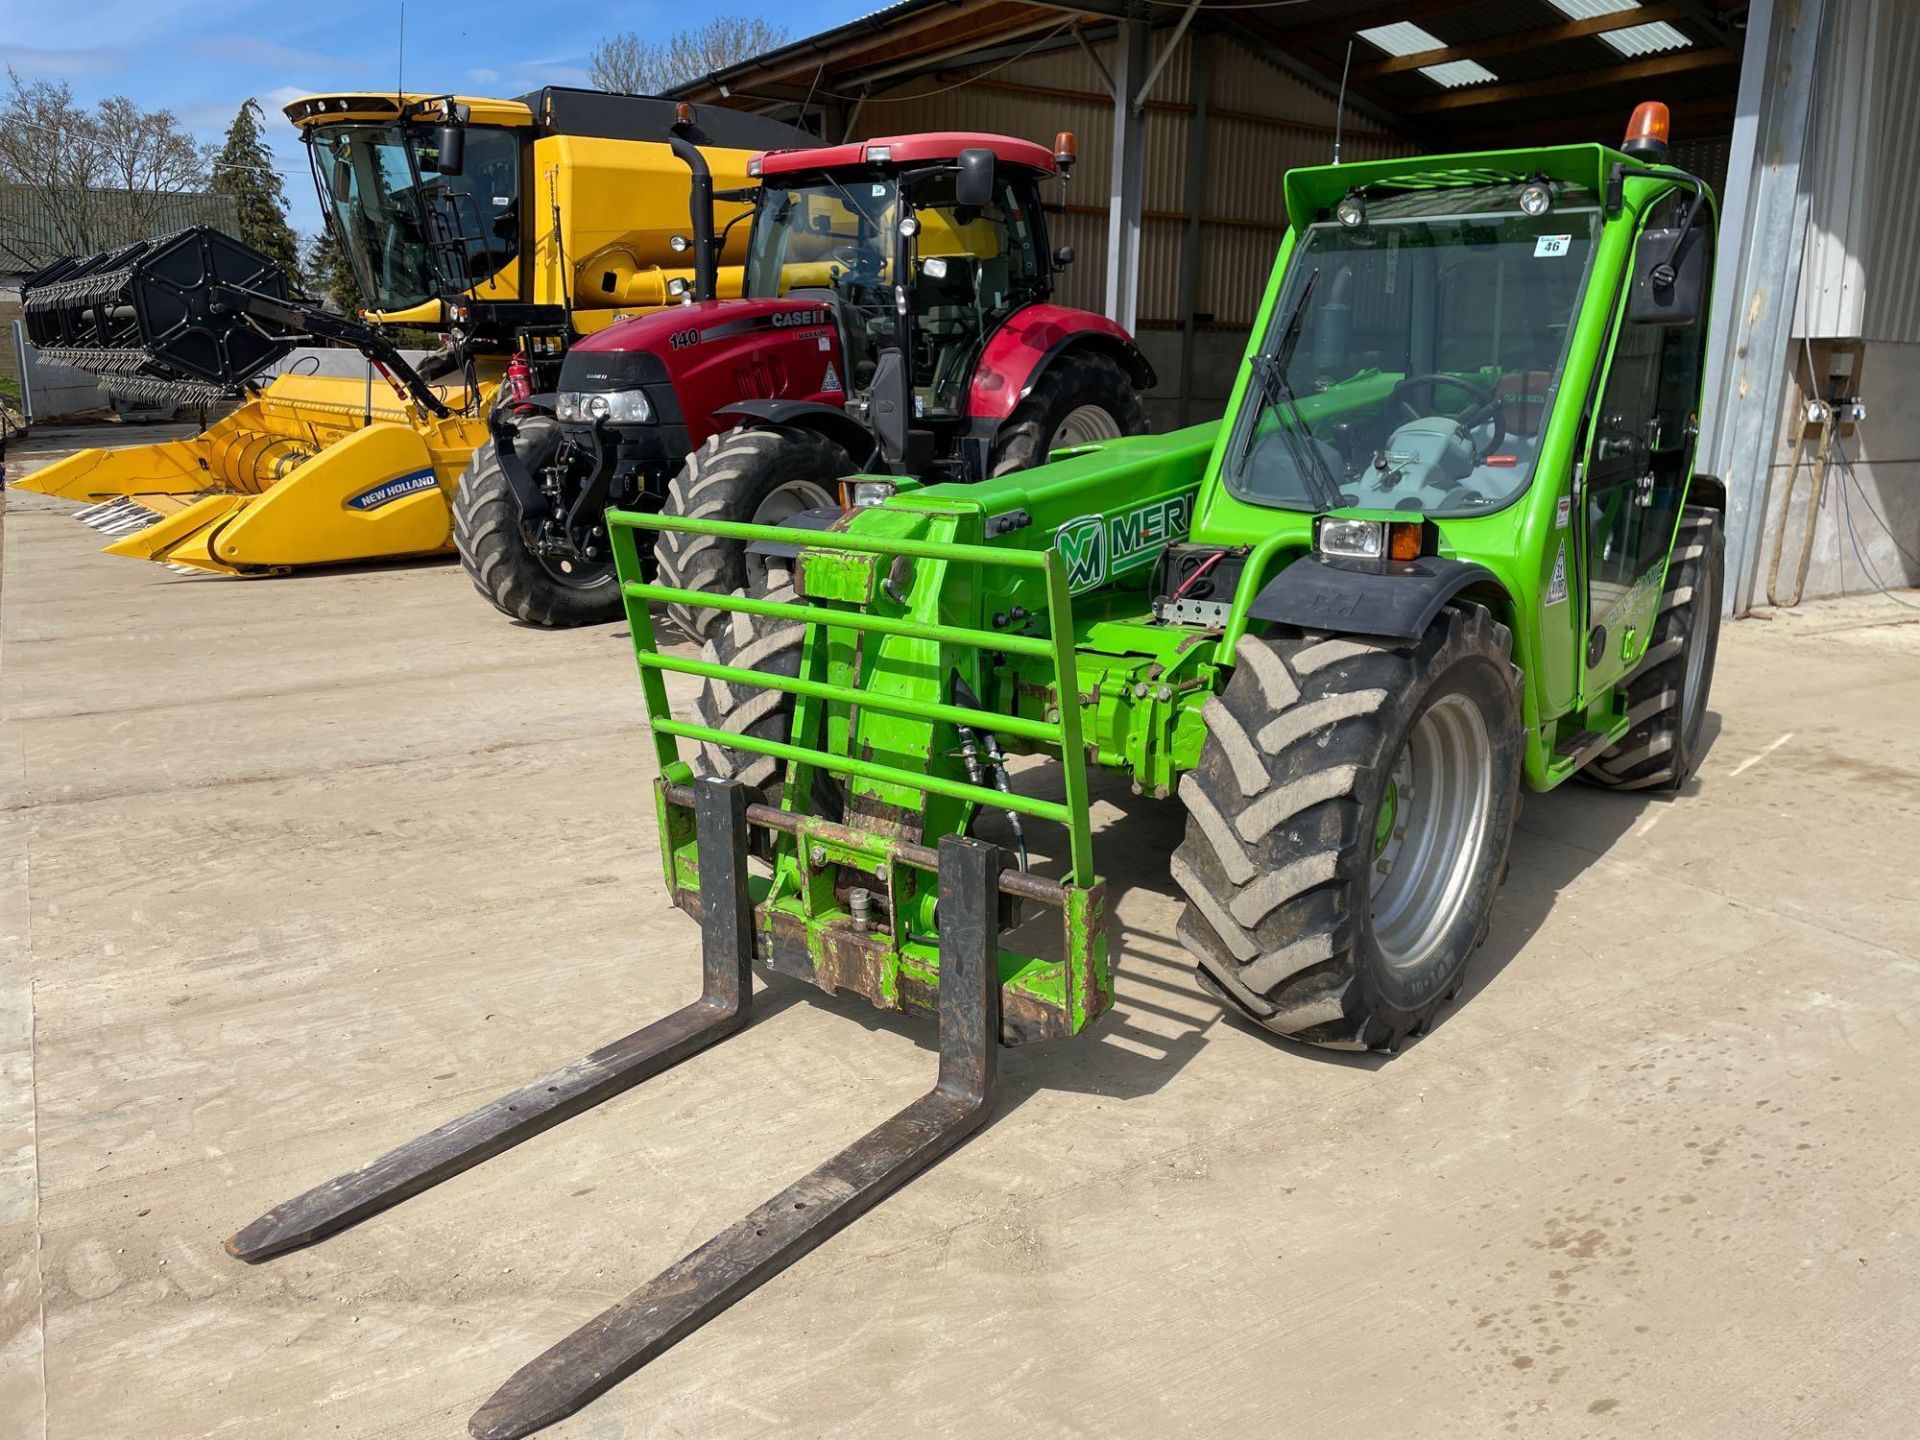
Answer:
xmin=14 ymin=89 xmax=805 ymax=575
xmin=227 ymin=106 xmax=1726 ymax=1435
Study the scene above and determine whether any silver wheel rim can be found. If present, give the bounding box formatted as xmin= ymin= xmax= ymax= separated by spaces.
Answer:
xmin=1053 ymin=404 xmax=1124 ymax=448
xmin=1370 ymin=692 xmax=1494 ymax=970
xmin=751 ymin=478 xmax=837 ymax=527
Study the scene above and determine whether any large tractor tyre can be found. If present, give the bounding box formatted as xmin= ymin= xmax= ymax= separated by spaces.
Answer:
xmin=453 ymin=417 xmax=622 ymax=628
xmin=989 ymin=350 xmax=1147 ymax=476
xmin=1583 ymin=506 xmax=1725 ymax=792
xmin=691 ymin=579 xmax=842 ymax=821
xmin=655 ymin=427 xmax=850 ymax=644
xmin=1172 ymin=604 xmax=1524 ymax=1051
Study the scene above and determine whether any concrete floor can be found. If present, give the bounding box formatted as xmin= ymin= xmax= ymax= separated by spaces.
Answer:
xmin=4 ymin=423 xmax=1919 ymax=1439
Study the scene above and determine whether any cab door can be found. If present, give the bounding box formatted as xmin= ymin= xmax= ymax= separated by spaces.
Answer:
xmin=1578 ymin=189 xmax=1710 ymax=699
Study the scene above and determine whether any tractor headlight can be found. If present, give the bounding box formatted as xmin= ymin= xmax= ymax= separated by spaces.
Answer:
xmin=1315 ymin=517 xmax=1385 ymax=560
xmin=1519 ymin=180 xmax=1552 ymax=217
xmin=1336 ymin=190 xmax=1367 ymax=227
xmin=845 ymin=480 xmax=897 ymax=508
xmin=556 ymin=389 xmax=653 ymax=424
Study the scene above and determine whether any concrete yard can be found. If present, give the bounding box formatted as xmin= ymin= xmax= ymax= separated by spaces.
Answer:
xmin=4 ymin=422 xmax=1919 ymax=1439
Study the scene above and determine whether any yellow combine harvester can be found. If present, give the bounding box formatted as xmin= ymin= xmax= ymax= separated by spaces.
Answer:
xmin=17 ymin=89 xmax=806 ymax=575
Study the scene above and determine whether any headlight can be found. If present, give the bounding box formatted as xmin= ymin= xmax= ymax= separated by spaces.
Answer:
xmin=555 ymin=389 xmax=653 ymax=424
xmin=1316 ymin=517 xmax=1384 ymax=559
xmin=850 ymin=480 xmax=897 ymax=507
xmin=1519 ymin=180 xmax=1552 ymax=217
xmin=1336 ymin=190 xmax=1367 ymax=227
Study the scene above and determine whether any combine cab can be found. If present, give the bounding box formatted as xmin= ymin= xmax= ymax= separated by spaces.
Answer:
xmin=12 ymin=89 xmax=805 ymax=576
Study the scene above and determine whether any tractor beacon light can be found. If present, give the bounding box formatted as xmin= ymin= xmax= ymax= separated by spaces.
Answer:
xmin=1622 ymin=101 xmax=1672 ymax=160
xmin=1053 ymin=131 xmax=1077 ymax=172
xmin=1336 ymin=190 xmax=1367 ymax=227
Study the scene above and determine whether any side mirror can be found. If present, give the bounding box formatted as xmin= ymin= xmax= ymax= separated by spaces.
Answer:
xmin=1053 ymin=244 xmax=1075 ymax=269
xmin=331 ymin=157 xmax=353 ymax=201
xmin=869 ymin=348 xmax=910 ymax=471
xmin=955 ymin=147 xmax=996 ymax=210
xmin=435 ymin=125 xmax=466 ymax=176
xmin=1628 ymin=225 xmax=1708 ymax=326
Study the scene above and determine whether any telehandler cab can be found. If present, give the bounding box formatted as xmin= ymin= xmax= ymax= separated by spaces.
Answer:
xmin=461 ymin=127 xmax=1152 ymax=632
xmin=228 ymin=105 xmax=1723 ymax=1438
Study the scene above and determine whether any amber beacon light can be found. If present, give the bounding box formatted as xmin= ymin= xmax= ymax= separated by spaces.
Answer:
xmin=1621 ymin=101 xmax=1671 ymax=160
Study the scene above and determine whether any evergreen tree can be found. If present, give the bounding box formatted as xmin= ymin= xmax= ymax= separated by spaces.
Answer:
xmin=211 ymin=99 xmax=302 ymax=284
xmin=304 ymin=224 xmax=363 ymax=314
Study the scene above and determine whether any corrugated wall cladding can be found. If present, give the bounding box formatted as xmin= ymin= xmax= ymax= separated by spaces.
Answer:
xmin=1797 ymin=0 xmax=1920 ymax=341
xmin=849 ymin=27 xmax=1414 ymax=331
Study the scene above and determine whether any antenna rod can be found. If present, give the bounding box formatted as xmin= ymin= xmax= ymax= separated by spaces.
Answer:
xmin=1332 ymin=39 xmax=1352 ymax=165
xmin=397 ymin=2 xmax=406 ymax=102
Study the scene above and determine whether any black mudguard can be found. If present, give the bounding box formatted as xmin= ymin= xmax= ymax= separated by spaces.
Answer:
xmin=716 ymin=399 xmax=875 ymax=465
xmin=1248 ymin=554 xmax=1506 ymax=640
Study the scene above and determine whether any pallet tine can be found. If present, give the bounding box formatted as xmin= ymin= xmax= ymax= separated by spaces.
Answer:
xmin=468 ymin=834 xmax=1007 ymax=1440
xmin=226 ymin=777 xmax=757 ymax=1263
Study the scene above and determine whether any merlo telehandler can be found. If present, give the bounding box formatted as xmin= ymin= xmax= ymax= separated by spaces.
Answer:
xmin=226 ymin=104 xmax=1723 ymax=1438
xmin=13 ymin=89 xmax=804 ymax=574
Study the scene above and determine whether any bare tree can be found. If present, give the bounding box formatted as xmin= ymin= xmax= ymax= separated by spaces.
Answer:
xmin=589 ymin=17 xmax=791 ymax=95
xmin=0 ymin=69 xmax=209 ymax=269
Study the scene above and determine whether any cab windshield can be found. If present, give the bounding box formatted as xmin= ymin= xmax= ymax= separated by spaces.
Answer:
xmin=1225 ymin=186 xmax=1601 ymax=518
xmin=744 ymin=169 xmax=1046 ymax=414
xmin=309 ymin=124 xmax=520 ymax=312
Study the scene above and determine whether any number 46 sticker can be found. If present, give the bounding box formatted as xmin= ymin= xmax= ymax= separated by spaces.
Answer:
xmin=1534 ymin=234 xmax=1572 ymax=258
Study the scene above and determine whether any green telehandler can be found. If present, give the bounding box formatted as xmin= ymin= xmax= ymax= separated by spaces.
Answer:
xmin=226 ymin=104 xmax=1724 ymax=1437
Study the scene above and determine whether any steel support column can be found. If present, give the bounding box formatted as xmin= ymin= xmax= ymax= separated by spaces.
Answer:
xmin=1698 ymin=0 xmax=1830 ymax=613
xmin=1104 ymin=13 xmax=1150 ymax=330
xmin=1175 ymin=32 xmax=1211 ymax=426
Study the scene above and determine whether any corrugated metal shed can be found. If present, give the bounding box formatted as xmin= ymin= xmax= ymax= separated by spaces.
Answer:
xmin=1796 ymin=0 xmax=1920 ymax=341
xmin=0 ymin=185 xmax=240 ymax=274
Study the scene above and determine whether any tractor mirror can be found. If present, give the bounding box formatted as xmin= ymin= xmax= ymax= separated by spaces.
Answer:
xmin=331 ymin=156 xmax=353 ymax=202
xmin=435 ymin=125 xmax=466 ymax=176
xmin=1629 ymin=225 xmax=1708 ymax=326
xmin=1053 ymin=245 xmax=1075 ymax=268
xmin=869 ymin=348 xmax=910 ymax=470
xmin=955 ymin=148 xmax=996 ymax=210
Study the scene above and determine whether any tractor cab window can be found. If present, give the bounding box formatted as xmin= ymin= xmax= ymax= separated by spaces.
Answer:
xmin=904 ymin=171 xmax=1045 ymax=416
xmin=1224 ymin=187 xmax=1601 ymax=518
xmin=745 ymin=176 xmax=898 ymax=392
xmin=310 ymin=124 xmax=521 ymax=313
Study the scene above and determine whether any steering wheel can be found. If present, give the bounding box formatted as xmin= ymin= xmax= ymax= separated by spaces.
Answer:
xmin=1387 ymin=372 xmax=1505 ymax=460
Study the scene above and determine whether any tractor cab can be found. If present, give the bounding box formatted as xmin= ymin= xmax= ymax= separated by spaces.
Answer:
xmin=1223 ymin=178 xmax=1603 ymax=521
xmin=741 ymin=133 xmax=1066 ymax=432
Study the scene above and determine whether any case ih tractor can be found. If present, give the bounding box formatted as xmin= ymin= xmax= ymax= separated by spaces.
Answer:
xmin=228 ymin=106 xmax=1720 ymax=1438
xmin=457 ymin=126 xmax=1152 ymax=632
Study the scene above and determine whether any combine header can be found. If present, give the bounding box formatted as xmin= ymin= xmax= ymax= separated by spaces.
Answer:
xmin=229 ymin=105 xmax=1727 ymax=1433
xmin=14 ymin=89 xmax=803 ymax=575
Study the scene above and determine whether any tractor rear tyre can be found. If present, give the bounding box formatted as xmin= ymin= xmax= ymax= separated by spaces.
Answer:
xmin=1583 ymin=506 xmax=1724 ymax=791
xmin=453 ymin=416 xmax=623 ymax=627
xmin=655 ymin=427 xmax=850 ymax=644
xmin=989 ymin=351 xmax=1147 ymax=475
xmin=691 ymin=579 xmax=841 ymax=820
xmin=1172 ymin=605 xmax=1523 ymax=1050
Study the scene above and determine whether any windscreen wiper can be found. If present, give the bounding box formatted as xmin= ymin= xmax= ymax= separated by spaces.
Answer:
xmin=1232 ymin=270 xmax=1344 ymax=511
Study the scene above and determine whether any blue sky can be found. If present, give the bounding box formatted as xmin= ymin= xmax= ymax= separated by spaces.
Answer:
xmin=3 ymin=0 xmax=867 ymax=236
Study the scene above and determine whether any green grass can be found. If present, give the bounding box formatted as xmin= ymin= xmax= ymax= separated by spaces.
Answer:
xmin=0 ymin=376 xmax=20 ymax=401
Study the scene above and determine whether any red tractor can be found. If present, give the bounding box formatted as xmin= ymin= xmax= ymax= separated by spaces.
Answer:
xmin=457 ymin=124 xmax=1153 ymax=634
